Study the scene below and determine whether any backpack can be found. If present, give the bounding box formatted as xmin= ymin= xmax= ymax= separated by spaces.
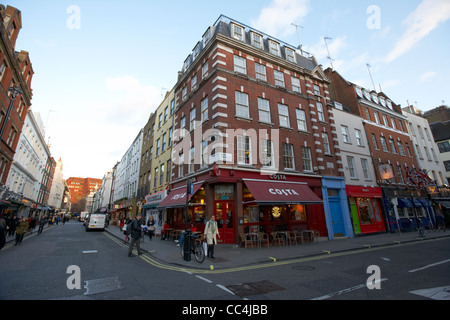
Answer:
xmin=126 ymin=221 xmax=132 ymax=235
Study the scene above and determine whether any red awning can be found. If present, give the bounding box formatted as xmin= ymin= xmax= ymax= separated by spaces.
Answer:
xmin=243 ymin=179 xmax=322 ymax=205
xmin=157 ymin=183 xmax=203 ymax=208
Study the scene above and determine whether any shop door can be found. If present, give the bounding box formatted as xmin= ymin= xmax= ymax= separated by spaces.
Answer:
xmin=329 ymin=197 xmax=345 ymax=237
xmin=214 ymin=201 xmax=235 ymax=244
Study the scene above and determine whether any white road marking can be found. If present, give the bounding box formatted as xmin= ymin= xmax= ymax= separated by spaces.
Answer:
xmin=196 ymin=275 xmax=213 ymax=284
xmin=311 ymin=279 xmax=388 ymax=300
xmin=408 ymin=259 xmax=450 ymax=273
xmin=82 ymin=250 xmax=98 ymax=254
xmin=216 ymin=284 xmax=235 ymax=295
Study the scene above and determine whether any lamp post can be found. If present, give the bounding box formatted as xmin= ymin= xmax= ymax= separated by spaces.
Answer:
xmin=0 ymin=86 xmax=23 ymax=141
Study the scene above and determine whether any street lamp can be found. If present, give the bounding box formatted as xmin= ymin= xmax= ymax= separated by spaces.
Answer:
xmin=0 ymin=86 xmax=23 ymax=140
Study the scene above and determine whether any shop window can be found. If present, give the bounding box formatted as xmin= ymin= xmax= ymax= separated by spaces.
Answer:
xmin=214 ymin=185 xmax=234 ymax=200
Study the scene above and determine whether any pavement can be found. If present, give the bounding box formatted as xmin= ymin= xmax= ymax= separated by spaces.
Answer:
xmin=104 ymin=223 xmax=450 ymax=270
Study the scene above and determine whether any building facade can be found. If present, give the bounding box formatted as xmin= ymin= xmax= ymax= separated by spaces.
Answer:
xmin=331 ymin=102 xmax=384 ymax=235
xmin=159 ymin=16 xmax=347 ymax=244
xmin=0 ymin=5 xmax=34 ymax=188
xmin=111 ymin=130 xmax=143 ymax=219
xmin=325 ymin=69 xmax=434 ymax=233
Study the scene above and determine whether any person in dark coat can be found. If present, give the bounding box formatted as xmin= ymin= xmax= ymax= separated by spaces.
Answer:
xmin=127 ymin=214 xmax=144 ymax=257
xmin=8 ymin=215 xmax=18 ymax=237
xmin=0 ymin=225 xmax=5 ymax=250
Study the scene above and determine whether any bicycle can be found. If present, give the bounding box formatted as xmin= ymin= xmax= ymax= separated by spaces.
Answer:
xmin=180 ymin=232 xmax=205 ymax=263
xmin=416 ymin=219 xmax=427 ymax=238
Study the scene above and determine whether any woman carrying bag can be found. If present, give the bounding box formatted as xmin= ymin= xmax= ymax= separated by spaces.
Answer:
xmin=204 ymin=215 xmax=220 ymax=259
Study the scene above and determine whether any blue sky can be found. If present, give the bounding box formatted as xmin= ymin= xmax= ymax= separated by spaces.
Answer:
xmin=7 ymin=0 xmax=450 ymax=179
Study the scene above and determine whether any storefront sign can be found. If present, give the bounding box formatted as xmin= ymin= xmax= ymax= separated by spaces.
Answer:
xmin=145 ymin=190 xmax=167 ymax=205
xmin=269 ymin=188 xmax=300 ymax=196
xmin=270 ymin=174 xmax=286 ymax=180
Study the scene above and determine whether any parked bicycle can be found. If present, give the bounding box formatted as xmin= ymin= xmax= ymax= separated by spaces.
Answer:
xmin=180 ymin=232 xmax=205 ymax=263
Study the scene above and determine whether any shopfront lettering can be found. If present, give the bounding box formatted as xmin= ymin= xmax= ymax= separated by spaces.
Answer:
xmin=171 ymin=193 xmax=186 ymax=201
xmin=270 ymin=174 xmax=286 ymax=180
xmin=269 ymin=188 xmax=299 ymax=196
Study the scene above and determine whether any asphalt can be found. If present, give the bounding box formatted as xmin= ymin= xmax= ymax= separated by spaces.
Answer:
xmin=104 ymin=223 xmax=450 ymax=270
xmin=4 ymin=221 xmax=449 ymax=270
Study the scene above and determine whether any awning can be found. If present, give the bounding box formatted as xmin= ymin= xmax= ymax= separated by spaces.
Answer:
xmin=412 ymin=199 xmax=423 ymax=207
xmin=397 ymin=198 xmax=413 ymax=208
xmin=157 ymin=183 xmax=203 ymax=209
xmin=418 ymin=199 xmax=431 ymax=207
xmin=432 ymin=200 xmax=450 ymax=209
xmin=243 ymin=179 xmax=322 ymax=205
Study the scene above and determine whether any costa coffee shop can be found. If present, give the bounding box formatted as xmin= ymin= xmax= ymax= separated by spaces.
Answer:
xmin=158 ymin=166 xmax=326 ymax=244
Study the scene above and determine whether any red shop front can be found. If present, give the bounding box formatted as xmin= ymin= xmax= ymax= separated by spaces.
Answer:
xmin=346 ymin=185 xmax=386 ymax=235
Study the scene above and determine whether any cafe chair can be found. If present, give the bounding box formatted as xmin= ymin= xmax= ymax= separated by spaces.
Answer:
xmin=258 ymin=232 xmax=270 ymax=248
xmin=286 ymin=231 xmax=297 ymax=246
xmin=271 ymin=232 xmax=284 ymax=246
xmin=293 ymin=230 xmax=304 ymax=244
xmin=239 ymin=233 xmax=250 ymax=248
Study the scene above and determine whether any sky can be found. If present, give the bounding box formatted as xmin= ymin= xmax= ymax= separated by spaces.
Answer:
xmin=7 ymin=0 xmax=450 ymax=180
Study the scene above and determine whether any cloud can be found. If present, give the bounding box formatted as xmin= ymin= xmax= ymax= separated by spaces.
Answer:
xmin=386 ymin=0 xmax=450 ymax=62
xmin=251 ymin=0 xmax=310 ymax=38
xmin=102 ymin=75 xmax=160 ymax=126
xmin=420 ymin=71 xmax=437 ymax=82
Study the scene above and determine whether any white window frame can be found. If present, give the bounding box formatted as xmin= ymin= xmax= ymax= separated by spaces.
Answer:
xmin=201 ymin=97 xmax=208 ymax=122
xmin=316 ymin=102 xmax=324 ymax=122
xmin=278 ymin=103 xmax=290 ymax=128
xmin=235 ymin=91 xmax=249 ymax=118
xmin=255 ymin=63 xmax=267 ymax=81
xmin=251 ymin=32 xmax=263 ymax=49
xmin=283 ymin=143 xmax=295 ymax=170
xmin=347 ymin=156 xmax=357 ymax=178
xmin=234 ymin=55 xmax=247 ymax=74
xmin=291 ymin=76 xmax=301 ymax=93
xmin=296 ymin=109 xmax=307 ymax=131
xmin=361 ymin=158 xmax=371 ymax=180
xmin=231 ymin=23 xmax=245 ymax=41
xmin=260 ymin=139 xmax=275 ymax=168
xmin=302 ymin=147 xmax=312 ymax=172
xmin=355 ymin=129 xmax=363 ymax=146
xmin=341 ymin=125 xmax=351 ymax=143
xmin=268 ymin=40 xmax=281 ymax=56
xmin=258 ymin=98 xmax=271 ymax=123
xmin=274 ymin=70 xmax=285 ymax=87
xmin=285 ymin=47 xmax=296 ymax=62
xmin=322 ymin=132 xmax=331 ymax=154
xmin=237 ymin=135 xmax=252 ymax=165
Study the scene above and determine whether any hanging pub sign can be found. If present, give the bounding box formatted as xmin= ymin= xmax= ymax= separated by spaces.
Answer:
xmin=379 ymin=164 xmax=394 ymax=180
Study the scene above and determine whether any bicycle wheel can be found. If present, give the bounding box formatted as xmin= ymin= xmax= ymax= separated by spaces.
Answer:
xmin=180 ymin=244 xmax=185 ymax=259
xmin=193 ymin=243 xmax=205 ymax=263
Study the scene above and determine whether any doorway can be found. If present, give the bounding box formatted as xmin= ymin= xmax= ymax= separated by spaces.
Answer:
xmin=214 ymin=201 xmax=235 ymax=244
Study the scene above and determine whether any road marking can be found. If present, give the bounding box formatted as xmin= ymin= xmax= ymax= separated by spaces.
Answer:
xmin=103 ymin=231 xmax=450 ymax=275
xmin=311 ymin=278 xmax=388 ymax=300
xmin=410 ymin=286 xmax=450 ymax=300
xmin=269 ymin=257 xmax=277 ymax=262
xmin=82 ymin=250 xmax=98 ymax=254
xmin=216 ymin=284 xmax=235 ymax=295
xmin=408 ymin=259 xmax=450 ymax=273
xmin=380 ymin=257 xmax=391 ymax=261
xmin=196 ymin=275 xmax=213 ymax=284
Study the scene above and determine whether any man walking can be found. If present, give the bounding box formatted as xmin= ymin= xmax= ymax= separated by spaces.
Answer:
xmin=128 ymin=213 xmax=144 ymax=257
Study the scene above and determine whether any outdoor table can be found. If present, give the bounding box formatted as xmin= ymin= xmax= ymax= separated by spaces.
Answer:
xmin=246 ymin=232 xmax=261 ymax=249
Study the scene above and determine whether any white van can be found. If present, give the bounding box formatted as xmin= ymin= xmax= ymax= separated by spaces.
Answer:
xmin=85 ymin=213 xmax=107 ymax=231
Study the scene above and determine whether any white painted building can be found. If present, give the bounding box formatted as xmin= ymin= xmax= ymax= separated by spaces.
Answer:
xmin=48 ymin=158 xmax=64 ymax=209
xmin=403 ymin=106 xmax=447 ymax=186
xmin=6 ymin=111 xmax=50 ymax=214
xmin=112 ymin=129 xmax=143 ymax=203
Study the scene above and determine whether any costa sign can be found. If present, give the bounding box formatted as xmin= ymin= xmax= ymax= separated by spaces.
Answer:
xmin=269 ymin=188 xmax=300 ymax=196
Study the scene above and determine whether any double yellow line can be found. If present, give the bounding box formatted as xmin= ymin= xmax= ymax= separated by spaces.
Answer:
xmin=104 ymin=232 xmax=449 ymax=275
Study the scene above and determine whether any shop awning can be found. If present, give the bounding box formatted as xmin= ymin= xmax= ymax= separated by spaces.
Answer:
xmin=418 ymin=199 xmax=431 ymax=207
xmin=397 ymin=198 xmax=413 ymax=208
xmin=432 ymin=200 xmax=450 ymax=209
xmin=412 ymin=198 xmax=423 ymax=207
xmin=157 ymin=183 xmax=203 ymax=209
xmin=243 ymin=179 xmax=322 ymax=205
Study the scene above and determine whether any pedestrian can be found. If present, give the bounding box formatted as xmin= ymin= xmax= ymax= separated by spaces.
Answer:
xmin=123 ymin=218 xmax=131 ymax=244
xmin=29 ymin=216 xmax=36 ymax=232
xmin=37 ymin=215 xmax=47 ymax=234
xmin=0 ymin=225 xmax=5 ymax=251
xmin=204 ymin=215 xmax=220 ymax=259
xmin=14 ymin=217 xmax=29 ymax=246
xmin=147 ymin=215 xmax=155 ymax=241
xmin=7 ymin=215 xmax=18 ymax=237
xmin=128 ymin=214 xmax=144 ymax=257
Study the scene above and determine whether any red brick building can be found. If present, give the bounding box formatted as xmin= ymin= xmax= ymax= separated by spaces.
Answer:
xmin=159 ymin=16 xmax=348 ymax=243
xmin=325 ymin=68 xmax=428 ymax=232
xmin=67 ymin=177 xmax=102 ymax=211
xmin=0 ymin=5 xmax=34 ymax=186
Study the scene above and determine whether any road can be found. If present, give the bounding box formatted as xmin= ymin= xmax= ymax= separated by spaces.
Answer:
xmin=1 ymin=220 xmax=449 ymax=302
